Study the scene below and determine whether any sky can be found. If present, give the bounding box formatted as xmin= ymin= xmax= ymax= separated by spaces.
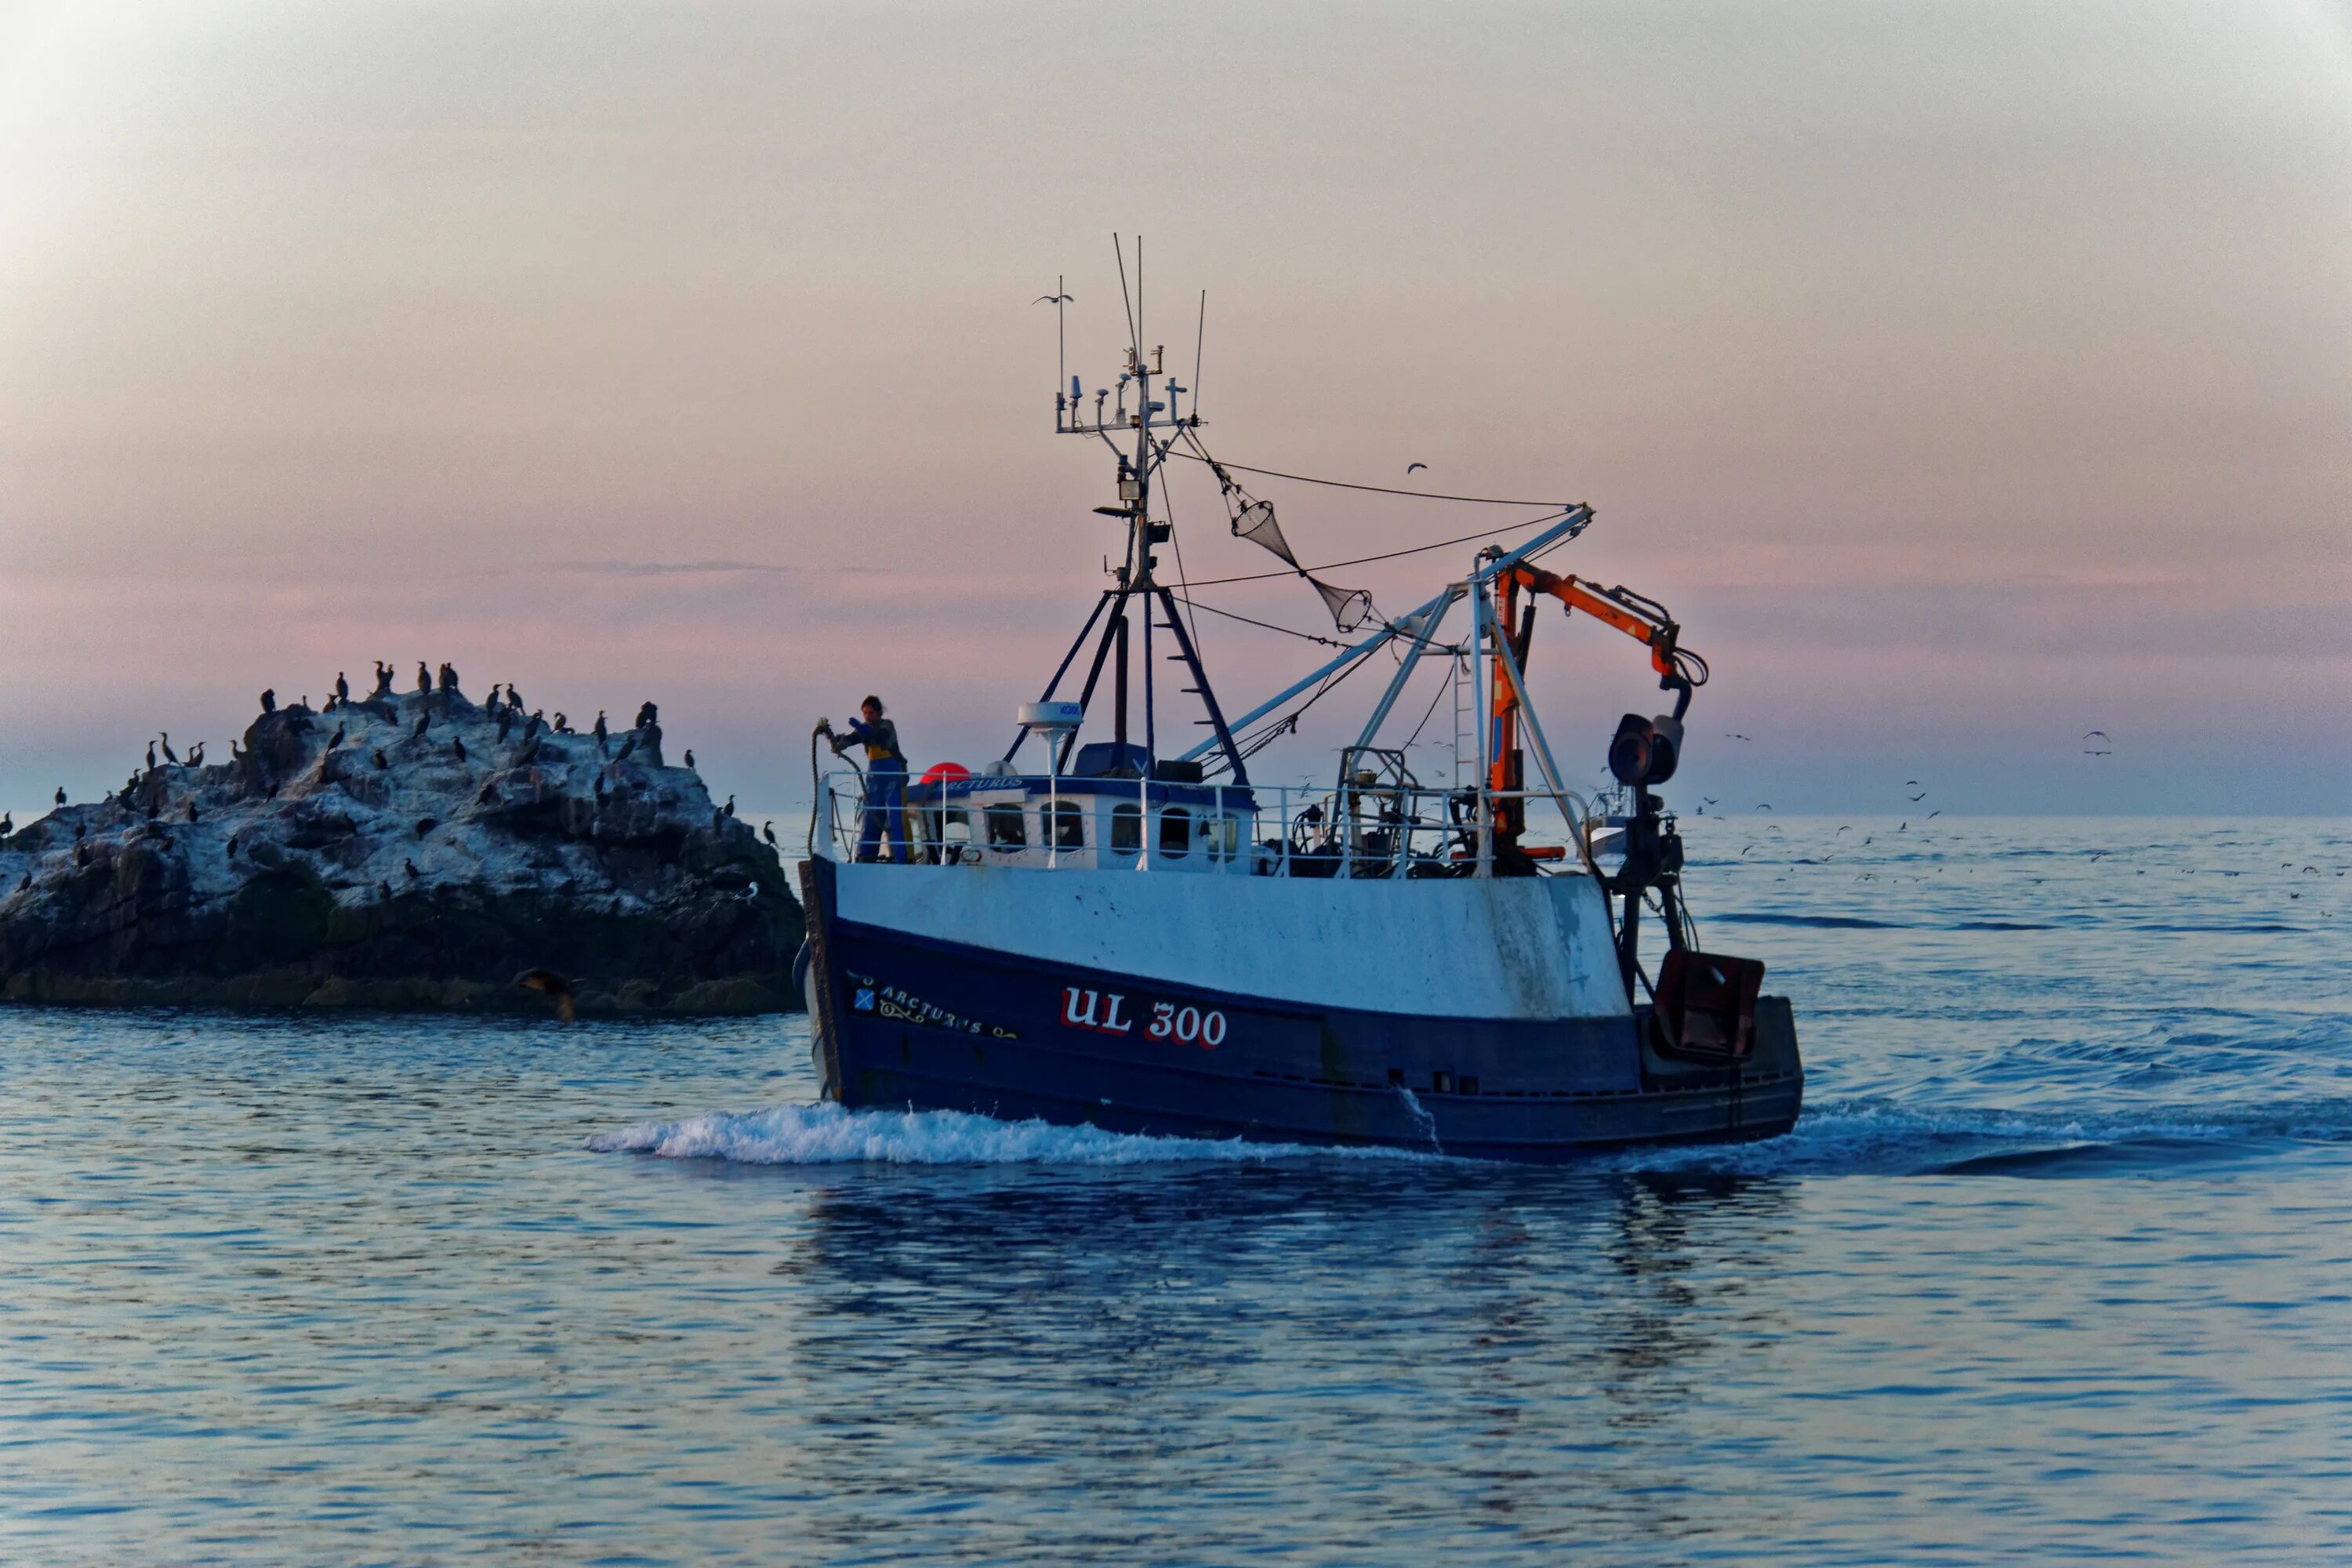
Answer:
xmin=2 ymin=0 xmax=2347 ymax=826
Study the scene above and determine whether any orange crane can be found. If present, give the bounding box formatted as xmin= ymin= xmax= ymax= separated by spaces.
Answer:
xmin=1483 ymin=561 xmax=1709 ymax=852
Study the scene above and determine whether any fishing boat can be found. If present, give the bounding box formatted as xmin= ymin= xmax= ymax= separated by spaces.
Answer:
xmin=794 ymin=256 xmax=1801 ymax=1160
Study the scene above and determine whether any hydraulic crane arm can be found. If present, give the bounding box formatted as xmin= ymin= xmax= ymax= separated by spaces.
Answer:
xmin=1483 ymin=561 xmax=1711 ymax=858
xmin=1497 ymin=564 xmax=1709 ymax=704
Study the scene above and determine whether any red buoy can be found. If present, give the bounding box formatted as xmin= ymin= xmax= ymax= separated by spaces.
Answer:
xmin=920 ymin=761 xmax=970 ymax=786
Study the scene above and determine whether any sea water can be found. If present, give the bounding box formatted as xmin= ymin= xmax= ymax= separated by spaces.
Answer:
xmin=2 ymin=817 xmax=2347 ymax=1565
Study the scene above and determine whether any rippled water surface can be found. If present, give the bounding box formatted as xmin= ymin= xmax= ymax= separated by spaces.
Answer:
xmin=4 ymin=818 xmax=2349 ymax=1565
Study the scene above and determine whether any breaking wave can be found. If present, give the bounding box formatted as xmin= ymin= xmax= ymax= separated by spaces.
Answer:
xmin=586 ymin=1101 xmax=1437 ymax=1167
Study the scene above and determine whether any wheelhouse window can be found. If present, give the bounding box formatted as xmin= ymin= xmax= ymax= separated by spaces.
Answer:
xmin=983 ymin=799 xmax=1028 ymax=850
xmin=1205 ymin=812 xmax=1242 ymax=863
xmin=1047 ymin=799 xmax=1085 ymax=849
xmin=1109 ymin=802 xmax=1142 ymax=854
xmin=1160 ymin=805 xmax=1192 ymax=859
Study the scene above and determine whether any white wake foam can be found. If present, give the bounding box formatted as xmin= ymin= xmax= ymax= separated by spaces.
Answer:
xmin=586 ymin=1101 xmax=1436 ymax=1167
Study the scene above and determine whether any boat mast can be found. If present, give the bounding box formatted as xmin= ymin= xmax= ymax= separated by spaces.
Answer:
xmin=1020 ymin=238 xmax=1250 ymax=784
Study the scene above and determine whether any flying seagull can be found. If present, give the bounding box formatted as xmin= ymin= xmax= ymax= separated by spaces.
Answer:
xmin=1406 ymin=463 xmax=1428 ymax=475
xmin=1033 ymin=292 xmax=1073 ymax=305
xmin=1725 ymin=733 xmax=1752 ymax=742
xmin=2084 ymin=730 xmax=2110 ymax=741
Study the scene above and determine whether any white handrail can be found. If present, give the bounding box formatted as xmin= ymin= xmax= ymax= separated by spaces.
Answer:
xmin=815 ymin=771 xmax=1599 ymax=879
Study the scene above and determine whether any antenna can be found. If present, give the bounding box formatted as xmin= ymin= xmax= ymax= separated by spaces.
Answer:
xmin=1192 ymin=289 xmax=1206 ymax=422
xmin=1112 ymin=233 xmax=1138 ymax=357
xmin=1054 ymin=273 xmax=1065 ymax=397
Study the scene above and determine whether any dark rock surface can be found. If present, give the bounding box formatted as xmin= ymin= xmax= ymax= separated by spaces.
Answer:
xmin=0 ymin=687 xmax=802 ymax=1015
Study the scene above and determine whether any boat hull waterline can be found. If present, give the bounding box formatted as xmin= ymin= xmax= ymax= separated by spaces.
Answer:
xmin=799 ymin=858 xmax=1802 ymax=1162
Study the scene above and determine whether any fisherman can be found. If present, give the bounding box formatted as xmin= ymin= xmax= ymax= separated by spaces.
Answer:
xmin=820 ymin=695 xmax=909 ymax=864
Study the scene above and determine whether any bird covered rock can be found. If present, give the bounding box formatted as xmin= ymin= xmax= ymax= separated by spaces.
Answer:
xmin=0 ymin=684 xmax=802 ymax=1016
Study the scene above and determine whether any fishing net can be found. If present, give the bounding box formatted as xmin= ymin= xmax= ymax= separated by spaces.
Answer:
xmin=1228 ymin=495 xmax=1374 ymax=633
xmin=1312 ymin=579 xmax=1375 ymax=631
xmin=1232 ymin=499 xmax=1294 ymax=565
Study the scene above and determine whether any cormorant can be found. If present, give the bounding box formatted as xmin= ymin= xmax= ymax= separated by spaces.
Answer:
xmin=75 ymin=844 xmax=89 ymax=867
xmin=187 ymin=802 xmax=199 ymax=822
xmin=53 ymin=785 xmax=67 ymax=805
xmin=416 ymin=662 xmax=431 ymax=691
xmin=452 ymin=737 xmax=466 ymax=762
xmin=373 ymin=661 xmax=394 ymax=696
xmin=379 ymin=879 xmax=393 ymax=901
xmin=414 ymin=713 xmax=430 ymax=738
xmin=722 ymin=794 xmax=735 ymax=818
xmin=159 ymin=734 xmax=178 ymax=764
xmin=613 ymin=735 xmax=636 ymax=763
xmin=495 ymin=709 xmax=514 ymax=742
xmin=227 ymin=835 xmax=238 ymax=856
xmin=146 ymin=742 xmax=156 ymax=770
xmin=525 ymin=711 xmax=543 ymax=739
xmin=186 ymin=742 xmax=203 ymax=768
xmin=507 ymin=687 xmax=524 ymax=713
xmin=328 ymin=724 xmax=346 ymax=749
xmin=0 ymin=811 xmax=11 ymax=835
xmin=229 ymin=741 xmax=244 ymax=761
xmin=373 ymin=750 xmax=390 ymax=770
xmin=634 ymin=702 xmax=658 ymax=728
xmin=594 ymin=775 xmax=608 ymax=800
xmin=438 ymin=662 xmax=458 ymax=692
xmin=554 ymin=712 xmax=570 ymax=733
xmin=16 ymin=873 xmax=28 ymax=892
xmin=684 ymin=748 xmax=695 ymax=769
xmin=762 ymin=822 xmax=778 ymax=847
xmin=404 ymin=858 xmax=420 ymax=878
xmin=335 ymin=671 xmax=350 ymax=702
xmin=74 ymin=819 xmax=85 ymax=840
xmin=712 ymin=808 xmax=724 ymax=830
xmin=260 ymin=688 xmax=277 ymax=713
xmin=266 ymin=782 xmax=280 ymax=800
xmin=593 ymin=711 xmax=608 ymax=750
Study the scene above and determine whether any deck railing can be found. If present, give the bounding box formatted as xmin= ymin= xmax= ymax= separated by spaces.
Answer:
xmin=815 ymin=771 xmax=1597 ymax=878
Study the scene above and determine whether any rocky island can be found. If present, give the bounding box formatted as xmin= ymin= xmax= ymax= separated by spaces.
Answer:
xmin=0 ymin=666 xmax=803 ymax=1015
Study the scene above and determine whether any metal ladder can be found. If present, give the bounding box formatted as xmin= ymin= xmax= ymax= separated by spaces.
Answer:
xmin=1450 ymin=649 xmax=1475 ymax=790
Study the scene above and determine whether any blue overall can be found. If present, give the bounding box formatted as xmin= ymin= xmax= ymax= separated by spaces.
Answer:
xmin=834 ymin=716 xmax=909 ymax=864
xmin=858 ymin=759 xmax=909 ymax=864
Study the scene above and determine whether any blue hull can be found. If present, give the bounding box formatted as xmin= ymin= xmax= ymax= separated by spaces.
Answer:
xmin=798 ymin=858 xmax=1801 ymax=1162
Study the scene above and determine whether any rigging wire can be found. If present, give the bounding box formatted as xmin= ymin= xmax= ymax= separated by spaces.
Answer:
xmin=1400 ymin=658 xmax=1454 ymax=752
xmin=1160 ymin=458 xmax=1206 ymax=652
xmin=1167 ymin=592 xmax=1352 ymax=648
xmin=1169 ymin=445 xmax=1578 ymax=508
xmin=1172 ymin=514 xmax=1573 ymax=589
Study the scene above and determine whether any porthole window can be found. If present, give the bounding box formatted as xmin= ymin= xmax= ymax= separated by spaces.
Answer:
xmin=1047 ymin=799 xmax=1085 ymax=849
xmin=1160 ymin=805 xmax=1192 ymax=859
xmin=1109 ymin=802 xmax=1142 ymax=854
